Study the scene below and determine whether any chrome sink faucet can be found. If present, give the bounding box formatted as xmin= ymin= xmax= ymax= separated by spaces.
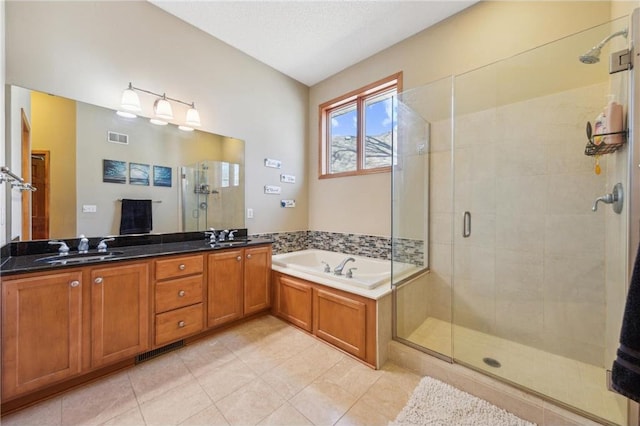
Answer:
xmin=49 ymin=240 xmax=70 ymax=256
xmin=334 ymin=257 xmax=355 ymax=276
xmin=78 ymin=234 xmax=89 ymax=254
xmin=97 ymin=238 xmax=115 ymax=253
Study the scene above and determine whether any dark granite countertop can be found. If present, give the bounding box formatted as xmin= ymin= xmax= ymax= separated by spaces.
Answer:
xmin=0 ymin=230 xmax=273 ymax=276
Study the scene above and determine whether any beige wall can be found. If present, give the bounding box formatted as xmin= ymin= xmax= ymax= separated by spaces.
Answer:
xmin=0 ymin=0 xmax=5 ymax=245
xmin=31 ymin=91 xmax=77 ymax=238
xmin=308 ymin=1 xmax=630 ymax=237
xmin=4 ymin=0 xmax=308 ymax=236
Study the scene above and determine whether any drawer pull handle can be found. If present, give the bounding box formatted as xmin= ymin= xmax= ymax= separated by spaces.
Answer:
xmin=179 ymin=264 xmax=186 ymax=271
xmin=94 ymin=277 xmax=103 ymax=284
xmin=178 ymin=290 xmax=186 ymax=297
xmin=247 ymin=254 xmax=252 ymax=259
xmin=237 ymin=256 xmax=242 ymax=261
xmin=70 ymin=280 xmax=80 ymax=288
xmin=178 ymin=321 xmax=185 ymax=328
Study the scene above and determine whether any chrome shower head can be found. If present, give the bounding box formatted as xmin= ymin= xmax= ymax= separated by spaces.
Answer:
xmin=579 ymin=47 xmax=602 ymax=64
xmin=579 ymin=28 xmax=628 ymax=64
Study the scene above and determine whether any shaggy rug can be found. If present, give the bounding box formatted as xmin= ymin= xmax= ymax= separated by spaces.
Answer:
xmin=390 ymin=376 xmax=536 ymax=426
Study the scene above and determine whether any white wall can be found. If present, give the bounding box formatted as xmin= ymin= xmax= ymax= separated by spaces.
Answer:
xmin=307 ymin=1 xmax=628 ymax=238
xmin=4 ymin=0 xmax=309 ymax=236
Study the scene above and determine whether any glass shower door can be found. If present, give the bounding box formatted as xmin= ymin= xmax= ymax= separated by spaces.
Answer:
xmin=394 ymin=77 xmax=453 ymax=359
xmin=452 ymin=17 xmax=630 ymax=425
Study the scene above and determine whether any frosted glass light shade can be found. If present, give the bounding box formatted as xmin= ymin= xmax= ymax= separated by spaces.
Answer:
xmin=154 ymin=97 xmax=174 ymax=120
xmin=150 ymin=118 xmax=168 ymax=126
xmin=185 ymin=106 xmax=201 ymax=127
xmin=116 ymin=110 xmax=137 ymax=119
xmin=120 ymin=88 xmax=141 ymax=112
xmin=178 ymin=125 xmax=194 ymax=132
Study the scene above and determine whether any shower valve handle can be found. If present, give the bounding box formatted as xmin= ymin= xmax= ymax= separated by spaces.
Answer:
xmin=592 ymin=182 xmax=623 ymax=214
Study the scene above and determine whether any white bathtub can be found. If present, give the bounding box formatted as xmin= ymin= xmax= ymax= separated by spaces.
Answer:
xmin=271 ymin=249 xmax=420 ymax=294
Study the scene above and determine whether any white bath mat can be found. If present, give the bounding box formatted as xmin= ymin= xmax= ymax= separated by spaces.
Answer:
xmin=390 ymin=376 xmax=536 ymax=426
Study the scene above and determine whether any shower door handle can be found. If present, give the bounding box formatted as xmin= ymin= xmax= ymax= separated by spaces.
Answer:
xmin=463 ymin=211 xmax=471 ymax=238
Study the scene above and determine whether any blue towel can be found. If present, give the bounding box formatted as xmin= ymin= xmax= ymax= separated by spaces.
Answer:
xmin=119 ymin=199 xmax=152 ymax=235
xmin=611 ymin=242 xmax=640 ymax=402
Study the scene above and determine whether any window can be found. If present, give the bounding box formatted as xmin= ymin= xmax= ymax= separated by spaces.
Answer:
xmin=319 ymin=72 xmax=402 ymax=178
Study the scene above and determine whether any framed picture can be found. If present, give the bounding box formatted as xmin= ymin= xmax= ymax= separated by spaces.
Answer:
xmin=153 ymin=165 xmax=172 ymax=187
xmin=129 ymin=163 xmax=150 ymax=186
xmin=102 ymin=159 xmax=127 ymax=184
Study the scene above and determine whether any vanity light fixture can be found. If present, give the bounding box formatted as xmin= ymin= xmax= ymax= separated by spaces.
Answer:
xmin=118 ymin=82 xmax=201 ymax=130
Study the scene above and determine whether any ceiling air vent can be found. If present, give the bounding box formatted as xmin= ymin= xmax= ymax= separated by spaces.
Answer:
xmin=107 ymin=131 xmax=129 ymax=145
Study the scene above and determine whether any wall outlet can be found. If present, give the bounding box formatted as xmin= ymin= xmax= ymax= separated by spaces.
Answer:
xmin=82 ymin=204 xmax=97 ymax=213
xmin=281 ymin=200 xmax=295 ymax=208
xmin=247 ymin=208 xmax=254 ymax=219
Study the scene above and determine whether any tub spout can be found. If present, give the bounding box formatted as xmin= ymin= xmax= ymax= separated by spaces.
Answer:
xmin=334 ymin=257 xmax=355 ymax=275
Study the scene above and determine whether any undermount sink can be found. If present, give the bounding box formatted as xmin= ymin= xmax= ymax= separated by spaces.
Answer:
xmin=210 ymin=239 xmax=252 ymax=248
xmin=35 ymin=251 xmax=125 ymax=265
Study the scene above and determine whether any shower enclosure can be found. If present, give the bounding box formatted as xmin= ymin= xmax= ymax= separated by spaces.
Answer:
xmin=393 ymin=13 xmax=637 ymax=425
xmin=180 ymin=160 xmax=244 ymax=232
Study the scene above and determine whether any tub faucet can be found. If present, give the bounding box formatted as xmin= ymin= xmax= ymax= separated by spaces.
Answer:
xmin=334 ymin=257 xmax=355 ymax=276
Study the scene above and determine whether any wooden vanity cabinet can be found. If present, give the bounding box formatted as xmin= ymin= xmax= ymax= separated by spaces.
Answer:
xmin=2 ymin=270 xmax=83 ymax=399
xmin=90 ymin=262 xmax=150 ymax=367
xmin=207 ymin=245 xmax=272 ymax=328
xmin=153 ymin=254 xmax=204 ymax=347
xmin=272 ymin=271 xmax=377 ymax=366
xmin=273 ymin=273 xmax=313 ymax=332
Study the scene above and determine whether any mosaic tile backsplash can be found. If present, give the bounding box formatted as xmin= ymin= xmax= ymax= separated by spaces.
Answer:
xmin=251 ymin=230 xmax=424 ymax=266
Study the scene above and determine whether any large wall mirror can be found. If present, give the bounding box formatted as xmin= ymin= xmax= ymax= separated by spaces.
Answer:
xmin=6 ymin=85 xmax=245 ymax=242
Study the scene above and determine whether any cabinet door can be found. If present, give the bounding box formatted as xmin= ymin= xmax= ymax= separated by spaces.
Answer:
xmin=207 ymin=250 xmax=243 ymax=328
xmin=91 ymin=262 xmax=150 ymax=367
xmin=244 ymin=246 xmax=272 ymax=315
xmin=2 ymin=271 xmax=82 ymax=399
xmin=313 ymin=288 xmax=366 ymax=359
xmin=274 ymin=274 xmax=313 ymax=332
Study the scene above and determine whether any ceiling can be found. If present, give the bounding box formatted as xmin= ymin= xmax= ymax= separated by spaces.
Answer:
xmin=149 ymin=1 xmax=477 ymax=86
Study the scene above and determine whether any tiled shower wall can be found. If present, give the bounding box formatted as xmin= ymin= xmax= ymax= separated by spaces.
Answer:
xmin=426 ymin=81 xmax=611 ymax=366
xmin=251 ymin=230 xmax=424 ymax=266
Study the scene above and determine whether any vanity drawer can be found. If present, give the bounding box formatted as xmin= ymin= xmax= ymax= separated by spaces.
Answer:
xmin=155 ymin=255 xmax=204 ymax=280
xmin=155 ymin=275 xmax=203 ymax=313
xmin=155 ymin=303 xmax=203 ymax=346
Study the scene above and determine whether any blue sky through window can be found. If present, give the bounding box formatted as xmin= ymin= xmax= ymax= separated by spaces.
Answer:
xmin=331 ymin=94 xmax=395 ymax=137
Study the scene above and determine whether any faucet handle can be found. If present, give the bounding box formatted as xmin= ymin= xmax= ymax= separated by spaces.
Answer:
xmin=49 ymin=240 xmax=70 ymax=256
xmin=321 ymin=261 xmax=331 ymax=273
xmin=228 ymin=230 xmax=238 ymax=240
xmin=97 ymin=237 xmax=115 ymax=252
xmin=346 ymin=267 xmax=358 ymax=279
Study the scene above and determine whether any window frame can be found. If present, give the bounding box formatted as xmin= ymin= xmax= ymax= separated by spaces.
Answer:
xmin=319 ymin=72 xmax=403 ymax=179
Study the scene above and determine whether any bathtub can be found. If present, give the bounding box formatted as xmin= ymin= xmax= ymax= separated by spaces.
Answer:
xmin=271 ymin=249 xmax=421 ymax=296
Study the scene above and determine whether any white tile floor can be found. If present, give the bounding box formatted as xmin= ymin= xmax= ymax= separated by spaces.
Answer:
xmin=406 ymin=317 xmax=627 ymax=425
xmin=1 ymin=315 xmax=421 ymax=426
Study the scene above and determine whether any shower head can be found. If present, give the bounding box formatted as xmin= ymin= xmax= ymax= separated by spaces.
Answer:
xmin=579 ymin=28 xmax=628 ymax=64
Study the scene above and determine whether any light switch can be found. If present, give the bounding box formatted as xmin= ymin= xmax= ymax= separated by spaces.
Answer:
xmin=247 ymin=208 xmax=254 ymax=219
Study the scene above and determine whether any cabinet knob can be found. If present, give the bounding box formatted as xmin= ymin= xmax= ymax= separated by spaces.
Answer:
xmin=178 ymin=321 xmax=185 ymax=328
xmin=70 ymin=280 xmax=80 ymax=288
xmin=247 ymin=254 xmax=252 ymax=259
xmin=236 ymin=256 xmax=242 ymax=261
xmin=179 ymin=264 xmax=186 ymax=271
xmin=178 ymin=290 xmax=186 ymax=297
xmin=94 ymin=277 xmax=103 ymax=284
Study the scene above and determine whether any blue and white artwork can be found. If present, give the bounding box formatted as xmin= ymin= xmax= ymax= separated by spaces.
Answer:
xmin=129 ymin=163 xmax=150 ymax=186
xmin=153 ymin=165 xmax=172 ymax=187
xmin=103 ymin=159 xmax=126 ymax=184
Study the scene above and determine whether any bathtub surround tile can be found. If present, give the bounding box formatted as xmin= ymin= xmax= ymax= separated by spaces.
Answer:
xmin=251 ymin=230 xmax=425 ymax=266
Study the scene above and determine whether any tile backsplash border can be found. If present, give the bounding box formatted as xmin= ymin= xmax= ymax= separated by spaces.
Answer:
xmin=251 ymin=230 xmax=424 ymax=266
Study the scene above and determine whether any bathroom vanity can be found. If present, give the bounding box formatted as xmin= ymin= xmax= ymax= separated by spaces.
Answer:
xmin=0 ymin=233 xmax=272 ymax=412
